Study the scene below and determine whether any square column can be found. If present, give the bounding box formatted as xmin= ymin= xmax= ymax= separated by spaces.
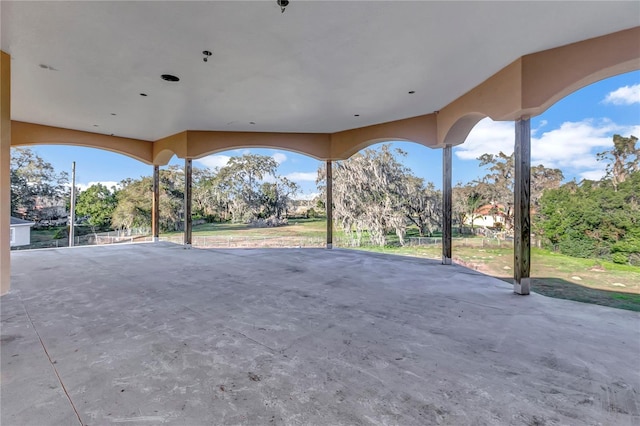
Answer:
xmin=1 ymin=51 xmax=11 ymax=295
xmin=152 ymin=165 xmax=159 ymax=242
xmin=442 ymin=145 xmax=452 ymax=265
xmin=326 ymin=160 xmax=333 ymax=249
xmin=514 ymin=118 xmax=531 ymax=295
xmin=184 ymin=159 xmax=192 ymax=248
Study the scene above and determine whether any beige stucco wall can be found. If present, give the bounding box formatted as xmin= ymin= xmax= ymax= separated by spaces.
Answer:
xmin=1 ymin=51 xmax=11 ymax=295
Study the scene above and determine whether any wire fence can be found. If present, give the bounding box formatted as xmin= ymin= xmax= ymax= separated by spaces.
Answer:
xmin=12 ymin=228 xmax=152 ymax=251
xmin=14 ymin=228 xmax=518 ymax=252
xmin=408 ymin=236 xmax=514 ymax=249
xmin=155 ymin=234 xmax=518 ymax=250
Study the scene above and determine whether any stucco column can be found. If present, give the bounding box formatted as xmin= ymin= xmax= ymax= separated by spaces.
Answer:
xmin=326 ymin=160 xmax=333 ymax=249
xmin=514 ymin=118 xmax=531 ymax=295
xmin=152 ymin=165 xmax=159 ymax=242
xmin=184 ymin=158 xmax=192 ymax=248
xmin=442 ymin=145 xmax=452 ymax=265
xmin=1 ymin=51 xmax=11 ymax=295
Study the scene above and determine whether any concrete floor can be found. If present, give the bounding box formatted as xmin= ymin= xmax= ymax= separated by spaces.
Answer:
xmin=1 ymin=243 xmax=639 ymax=426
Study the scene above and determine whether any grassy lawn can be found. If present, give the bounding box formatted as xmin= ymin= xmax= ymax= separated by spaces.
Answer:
xmin=30 ymin=227 xmax=65 ymax=243
xmin=163 ymin=218 xmax=328 ymax=239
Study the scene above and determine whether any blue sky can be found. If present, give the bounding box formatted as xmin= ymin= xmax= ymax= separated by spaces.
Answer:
xmin=25 ymin=70 xmax=639 ymax=198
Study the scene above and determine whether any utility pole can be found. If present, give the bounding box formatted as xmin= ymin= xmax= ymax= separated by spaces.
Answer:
xmin=69 ymin=161 xmax=76 ymax=247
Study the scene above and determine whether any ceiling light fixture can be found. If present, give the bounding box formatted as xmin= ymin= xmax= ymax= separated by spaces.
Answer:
xmin=161 ymin=74 xmax=180 ymax=82
xmin=140 ymin=93 xmax=148 ymax=97
xmin=277 ymin=0 xmax=289 ymax=13
xmin=354 ymin=114 xmax=360 ymax=117
xmin=408 ymin=91 xmax=416 ymax=94
xmin=202 ymin=50 xmax=212 ymax=62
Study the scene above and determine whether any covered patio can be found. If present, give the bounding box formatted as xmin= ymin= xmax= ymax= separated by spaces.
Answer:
xmin=1 ymin=1 xmax=639 ymax=296
xmin=1 ymin=2 xmax=640 ymax=425
xmin=3 ymin=243 xmax=639 ymax=425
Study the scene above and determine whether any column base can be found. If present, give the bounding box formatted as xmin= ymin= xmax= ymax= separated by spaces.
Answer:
xmin=152 ymin=237 xmax=159 ymax=243
xmin=514 ymin=278 xmax=531 ymax=295
xmin=184 ymin=243 xmax=192 ymax=250
xmin=326 ymin=243 xmax=333 ymax=249
xmin=442 ymin=256 xmax=452 ymax=265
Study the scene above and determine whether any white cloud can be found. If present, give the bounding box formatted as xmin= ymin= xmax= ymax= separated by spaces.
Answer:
xmin=579 ymin=169 xmax=606 ymax=181
xmin=453 ymin=119 xmax=514 ymax=160
xmin=532 ymin=120 xmax=547 ymax=136
xmin=455 ymin=117 xmax=639 ymax=181
xmin=195 ymin=154 xmax=230 ymax=169
xmin=76 ymin=181 xmax=121 ymax=192
xmin=272 ymin=152 xmax=287 ymax=164
xmin=285 ymin=172 xmax=317 ymax=182
xmin=603 ymin=83 xmax=640 ymax=105
xmin=261 ymin=175 xmax=277 ymax=184
xmin=296 ymin=192 xmax=320 ymax=201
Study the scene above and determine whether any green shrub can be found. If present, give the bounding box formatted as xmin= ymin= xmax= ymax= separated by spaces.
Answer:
xmin=558 ymin=236 xmax=596 ymax=259
xmin=612 ymin=252 xmax=628 ymax=264
xmin=53 ymin=227 xmax=68 ymax=239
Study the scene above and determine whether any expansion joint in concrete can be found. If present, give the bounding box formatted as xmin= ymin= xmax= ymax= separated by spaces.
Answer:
xmin=19 ymin=294 xmax=84 ymax=426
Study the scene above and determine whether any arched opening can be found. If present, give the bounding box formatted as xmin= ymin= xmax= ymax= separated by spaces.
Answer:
xmin=150 ymin=148 xmax=326 ymax=249
xmin=9 ymin=145 xmax=155 ymax=249
xmin=325 ymin=140 xmax=443 ymax=258
xmin=10 ymin=122 xmax=154 ymax=164
xmin=448 ymin=69 xmax=639 ymax=306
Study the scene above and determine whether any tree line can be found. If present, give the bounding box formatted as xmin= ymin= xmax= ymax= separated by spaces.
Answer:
xmin=535 ymin=135 xmax=639 ymax=265
xmin=9 ymin=134 xmax=639 ymax=264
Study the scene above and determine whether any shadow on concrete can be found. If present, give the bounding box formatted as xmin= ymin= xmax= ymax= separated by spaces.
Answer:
xmin=495 ymin=276 xmax=640 ymax=312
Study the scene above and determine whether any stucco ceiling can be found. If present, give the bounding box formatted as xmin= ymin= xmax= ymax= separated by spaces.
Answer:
xmin=2 ymin=1 xmax=639 ymax=141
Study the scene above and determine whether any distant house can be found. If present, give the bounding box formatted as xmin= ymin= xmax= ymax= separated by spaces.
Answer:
xmin=467 ymin=204 xmax=507 ymax=229
xmin=10 ymin=217 xmax=35 ymax=247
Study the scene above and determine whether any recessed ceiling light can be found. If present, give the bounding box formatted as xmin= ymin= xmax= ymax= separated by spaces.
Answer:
xmin=249 ymin=121 xmax=256 ymax=125
xmin=140 ymin=93 xmax=148 ymax=97
xmin=161 ymin=74 xmax=180 ymax=82
xmin=110 ymin=113 xmax=117 ymax=116
xmin=408 ymin=91 xmax=416 ymax=94
xmin=93 ymin=124 xmax=99 ymax=127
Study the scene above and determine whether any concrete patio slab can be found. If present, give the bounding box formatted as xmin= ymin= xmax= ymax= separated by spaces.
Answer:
xmin=2 ymin=243 xmax=639 ymax=425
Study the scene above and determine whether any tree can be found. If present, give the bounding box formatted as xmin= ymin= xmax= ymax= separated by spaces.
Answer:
xmin=405 ymin=177 xmax=442 ymax=237
xmin=325 ymin=145 xmax=411 ymax=247
xmin=531 ymin=164 xmax=564 ymax=208
xmin=111 ymin=166 xmax=186 ymax=233
xmin=202 ymin=154 xmax=294 ymax=223
xmin=260 ymin=177 xmax=299 ymax=219
xmin=452 ymin=184 xmax=487 ymax=234
xmin=536 ymin=134 xmax=640 ymax=264
xmin=477 ymin=151 xmax=564 ymax=232
xmin=10 ymin=148 xmax=68 ymax=220
xmin=75 ymin=183 xmax=117 ymax=234
xmin=597 ymin=134 xmax=639 ymax=191
xmin=111 ymin=177 xmax=152 ymax=232
xmin=477 ymin=152 xmax=514 ymax=230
